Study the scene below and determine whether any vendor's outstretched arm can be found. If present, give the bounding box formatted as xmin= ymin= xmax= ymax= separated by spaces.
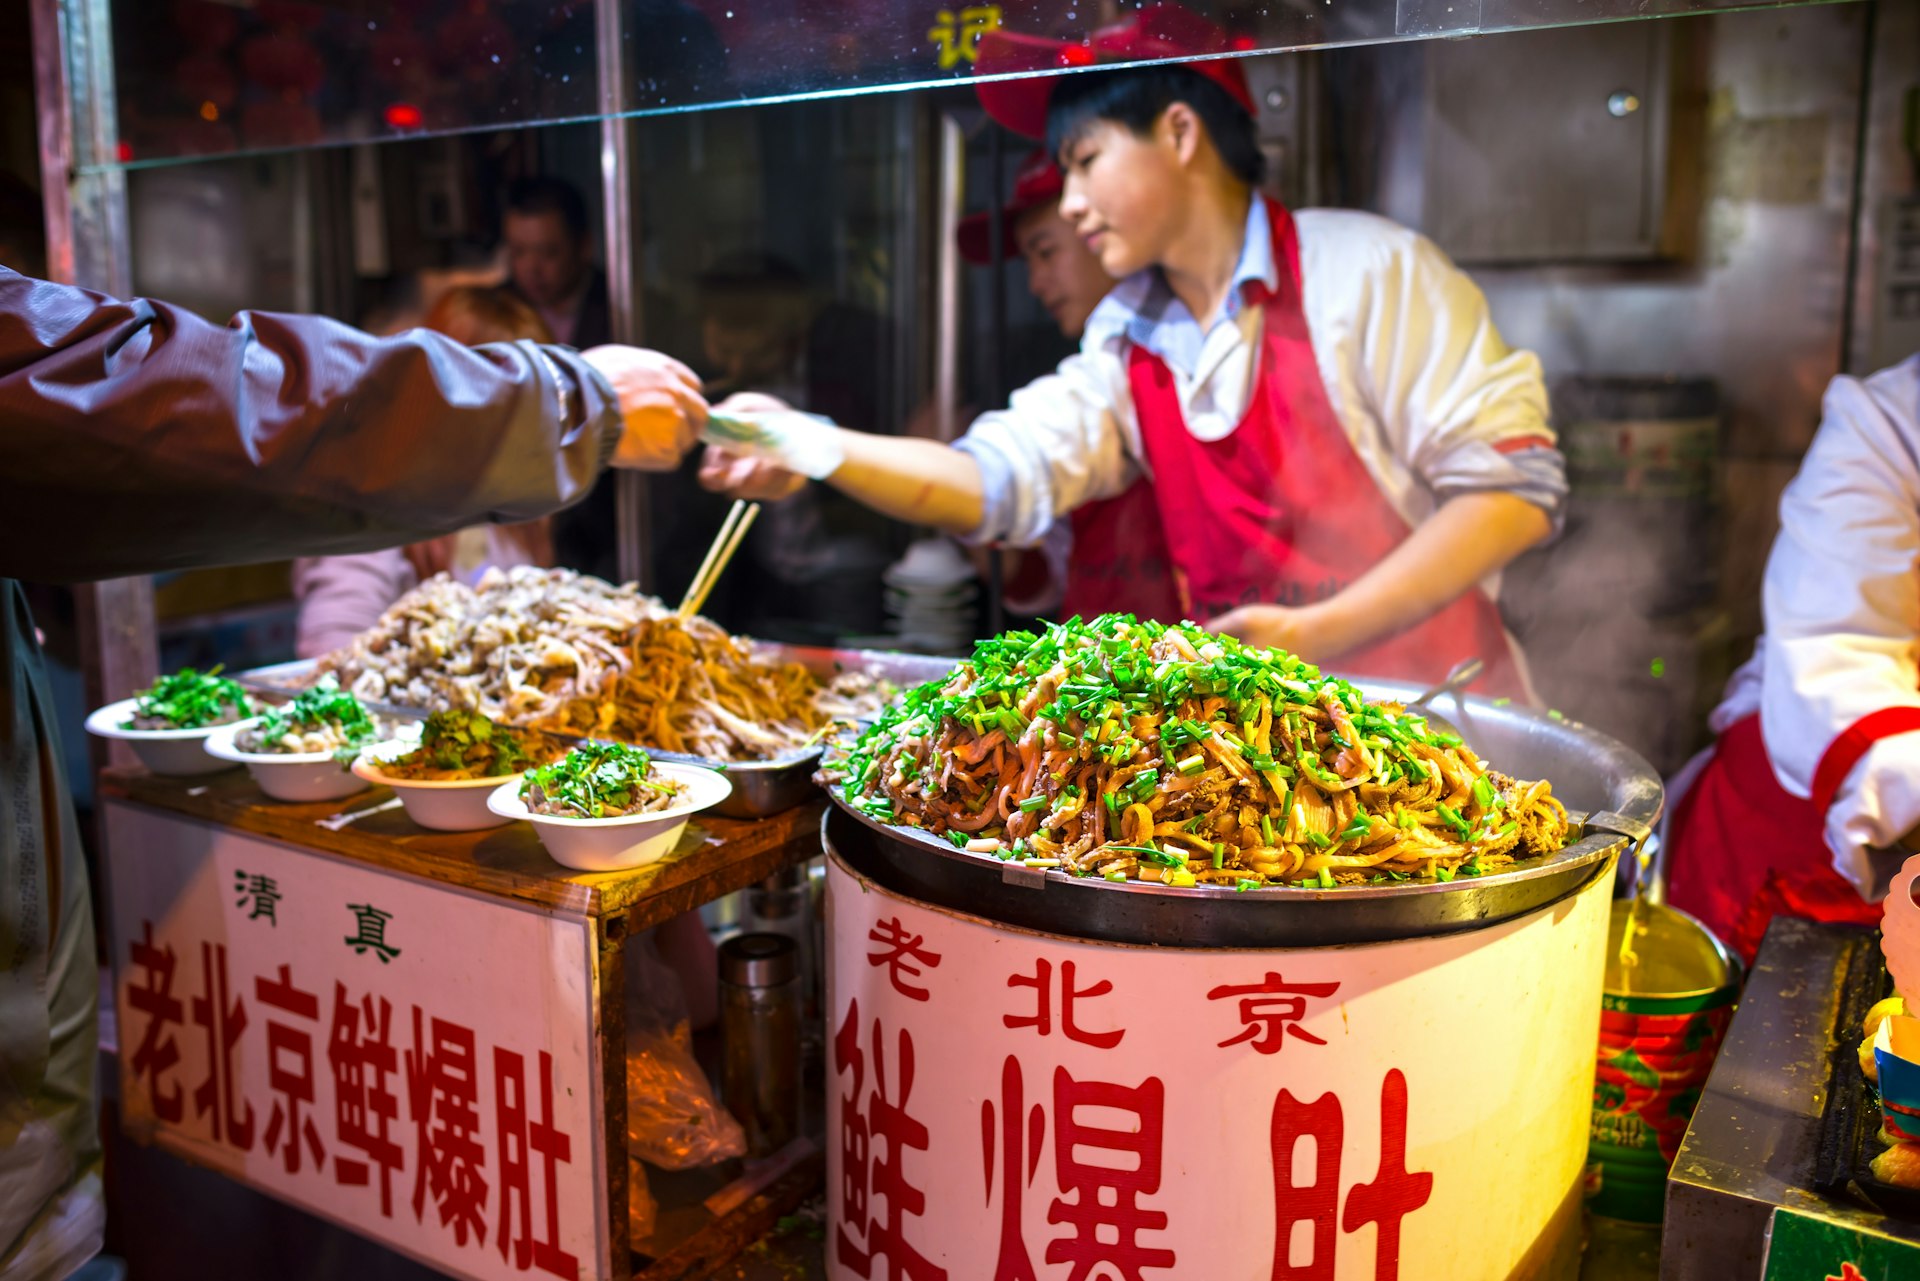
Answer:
xmin=701 ymin=432 xmax=984 ymax=533
xmin=1211 ymin=491 xmax=1548 ymax=659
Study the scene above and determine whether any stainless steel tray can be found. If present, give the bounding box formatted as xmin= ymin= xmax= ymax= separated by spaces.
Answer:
xmin=824 ymin=677 xmax=1662 ymax=948
xmin=236 ymin=643 xmax=962 ymax=819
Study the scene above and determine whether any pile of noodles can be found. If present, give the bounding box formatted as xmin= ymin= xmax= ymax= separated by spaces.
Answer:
xmin=830 ymin=614 xmax=1570 ymax=889
xmin=318 ymin=566 xmax=880 ymax=761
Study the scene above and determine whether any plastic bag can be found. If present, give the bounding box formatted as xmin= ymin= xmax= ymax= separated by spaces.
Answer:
xmin=624 ymin=930 xmax=746 ymax=1170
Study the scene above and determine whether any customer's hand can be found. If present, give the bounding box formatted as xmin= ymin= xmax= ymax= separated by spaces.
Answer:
xmin=581 ymin=345 xmax=707 ymax=470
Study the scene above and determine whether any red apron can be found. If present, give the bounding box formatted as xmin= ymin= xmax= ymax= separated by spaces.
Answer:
xmin=1666 ymin=710 xmax=1919 ymax=963
xmin=1059 ymin=480 xmax=1184 ymax=623
xmin=1125 ymin=197 xmax=1527 ymax=698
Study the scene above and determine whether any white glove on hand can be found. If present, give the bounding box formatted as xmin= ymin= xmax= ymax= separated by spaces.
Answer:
xmin=700 ymin=397 xmax=846 ymax=480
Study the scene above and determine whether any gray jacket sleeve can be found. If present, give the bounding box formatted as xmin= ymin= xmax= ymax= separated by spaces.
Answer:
xmin=0 ymin=267 xmax=622 ymax=582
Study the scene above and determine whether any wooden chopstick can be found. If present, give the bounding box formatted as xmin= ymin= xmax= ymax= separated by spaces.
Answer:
xmin=678 ymin=500 xmax=760 ymax=618
xmin=679 ymin=499 xmax=746 ymax=616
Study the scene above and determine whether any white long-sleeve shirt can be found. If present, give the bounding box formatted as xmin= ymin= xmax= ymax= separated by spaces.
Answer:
xmin=1706 ymin=355 xmax=1920 ymax=898
xmin=955 ymin=201 xmax=1564 ymax=566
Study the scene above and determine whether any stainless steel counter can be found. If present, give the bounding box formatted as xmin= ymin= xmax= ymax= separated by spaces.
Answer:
xmin=1663 ymin=918 xmax=1920 ymax=1277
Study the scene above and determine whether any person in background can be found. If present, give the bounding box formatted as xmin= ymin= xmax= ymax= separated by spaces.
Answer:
xmin=1664 ymin=355 xmax=1920 ymax=962
xmin=292 ymin=286 xmax=558 ymax=658
xmin=950 ymin=147 xmax=1186 ymax=623
xmin=502 ymin=175 xmax=611 ymax=349
xmin=701 ymin=6 xmax=1561 ymax=698
xmin=0 ymin=263 xmax=705 ymax=1278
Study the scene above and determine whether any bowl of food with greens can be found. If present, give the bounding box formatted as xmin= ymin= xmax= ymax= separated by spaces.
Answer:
xmin=205 ymin=679 xmax=387 ymax=802
xmin=86 ymin=666 xmax=258 ymax=776
xmin=353 ymin=710 xmax=562 ymax=831
xmin=486 ymin=741 xmax=731 ymax=871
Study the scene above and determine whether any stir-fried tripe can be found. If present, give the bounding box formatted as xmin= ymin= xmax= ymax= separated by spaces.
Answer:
xmin=836 ymin=615 xmax=1570 ymax=888
xmin=318 ymin=567 xmax=885 ymax=761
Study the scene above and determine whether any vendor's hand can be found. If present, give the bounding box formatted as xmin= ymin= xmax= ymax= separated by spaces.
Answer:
xmin=699 ymin=446 xmax=809 ymax=501
xmin=701 ymin=391 xmax=847 ymax=481
xmin=1207 ymin=603 xmax=1351 ymax=661
xmin=581 ymin=345 xmax=708 ymax=471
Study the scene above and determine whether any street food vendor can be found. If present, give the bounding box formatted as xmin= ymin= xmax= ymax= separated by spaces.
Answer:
xmin=700 ymin=4 xmax=1564 ymax=698
xmin=0 ymin=264 xmax=705 ymax=1276
xmin=954 ymin=146 xmax=1182 ymax=622
xmin=1665 ymin=354 xmax=1920 ymax=962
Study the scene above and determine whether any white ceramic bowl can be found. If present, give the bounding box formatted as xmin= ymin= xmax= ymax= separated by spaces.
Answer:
xmin=486 ymin=762 xmax=733 ymax=872
xmin=351 ymin=738 xmax=527 ymax=832
xmin=204 ymin=722 xmax=374 ymax=803
xmin=85 ymin=698 xmax=259 ymax=777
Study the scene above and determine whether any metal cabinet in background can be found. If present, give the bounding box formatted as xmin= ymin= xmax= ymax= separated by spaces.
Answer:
xmin=1404 ymin=22 xmax=1692 ymax=264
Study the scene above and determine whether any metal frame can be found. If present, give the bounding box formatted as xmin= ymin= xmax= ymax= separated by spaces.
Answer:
xmin=30 ymin=0 xmax=158 ymax=738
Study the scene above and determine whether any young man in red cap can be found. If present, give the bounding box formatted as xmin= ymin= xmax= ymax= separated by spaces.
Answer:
xmin=704 ymin=6 xmax=1562 ymax=696
xmin=959 ymin=148 xmax=1180 ymax=623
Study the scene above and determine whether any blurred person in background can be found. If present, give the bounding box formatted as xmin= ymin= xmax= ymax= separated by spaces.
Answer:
xmin=1665 ymin=355 xmax=1920 ymax=962
xmin=292 ymin=286 xmax=559 ymax=658
xmin=503 ymin=175 xmax=610 ymax=350
xmin=0 ymin=263 xmax=705 ymax=1278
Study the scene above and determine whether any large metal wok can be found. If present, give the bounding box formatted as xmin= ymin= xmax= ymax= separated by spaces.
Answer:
xmin=825 ymin=676 xmax=1661 ymax=948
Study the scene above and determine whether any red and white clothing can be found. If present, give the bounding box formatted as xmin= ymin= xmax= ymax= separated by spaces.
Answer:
xmin=956 ymin=197 xmax=1562 ymax=691
xmin=1666 ymin=356 xmax=1920 ymax=955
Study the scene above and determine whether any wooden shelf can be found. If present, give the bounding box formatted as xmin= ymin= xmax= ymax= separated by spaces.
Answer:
xmin=98 ymin=766 xmax=825 ymax=929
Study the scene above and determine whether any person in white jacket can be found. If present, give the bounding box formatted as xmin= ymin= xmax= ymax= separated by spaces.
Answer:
xmin=699 ymin=9 xmax=1564 ymax=699
xmin=1665 ymin=354 xmax=1920 ymax=960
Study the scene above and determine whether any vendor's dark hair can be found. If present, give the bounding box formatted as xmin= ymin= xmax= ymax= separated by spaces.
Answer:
xmin=505 ymin=175 xmax=590 ymax=240
xmin=1047 ymin=64 xmax=1265 ymax=188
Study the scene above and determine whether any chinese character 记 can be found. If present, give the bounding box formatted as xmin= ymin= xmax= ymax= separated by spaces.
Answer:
xmin=345 ymin=903 xmax=401 ymax=963
xmin=191 ymin=941 xmax=255 ymax=1151
xmin=127 ymin=920 xmax=185 ymax=1123
xmin=257 ymin=964 xmax=327 ymax=1176
xmin=1005 ymin=958 xmax=1124 ymax=1049
xmin=1047 ymin=1068 xmax=1175 ymax=1281
xmin=407 ymin=1007 xmax=489 ymax=1246
xmin=329 ymin=984 xmax=403 ymax=1217
xmin=927 ymin=5 xmax=1003 ymax=70
xmin=1207 ymin=971 xmax=1340 ymax=1055
xmin=867 ymin=917 xmax=942 ymax=1002
xmin=834 ymin=999 xmax=947 ymax=1281
xmin=493 ymin=1047 xmax=579 ymax=1279
xmin=233 ymin=870 xmax=282 ymax=926
xmin=980 ymin=1055 xmax=1041 ymax=1281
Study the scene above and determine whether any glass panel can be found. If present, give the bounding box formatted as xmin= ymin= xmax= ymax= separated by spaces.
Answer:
xmin=89 ymin=0 xmax=1836 ymax=170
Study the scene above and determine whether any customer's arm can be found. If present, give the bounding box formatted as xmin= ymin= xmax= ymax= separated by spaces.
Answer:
xmin=0 ymin=268 xmax=703 ymax=581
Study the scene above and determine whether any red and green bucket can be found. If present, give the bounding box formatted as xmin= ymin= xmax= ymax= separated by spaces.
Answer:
xmin=1587 ymin=899 xmax=1740 ymax=1222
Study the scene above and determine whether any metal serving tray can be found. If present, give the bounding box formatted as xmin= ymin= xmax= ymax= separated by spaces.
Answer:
xmin=824 ymin=677 xmax=1663 ymax=948
xmin=236 ymin=644 xmax=961 ymax=819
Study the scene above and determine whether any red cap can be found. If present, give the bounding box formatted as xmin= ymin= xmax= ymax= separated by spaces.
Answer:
xmin=957 ymin=148 xmax=1064 ymax=265
xmin=974 ymin=3 xmax=1256 ymax=142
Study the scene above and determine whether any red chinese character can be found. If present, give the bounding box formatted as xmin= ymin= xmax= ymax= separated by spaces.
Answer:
xmin=256 ymin=964 xmax=327 ymax=1176
xmin=1340 ymin=1070 xmax=1431 ymax=1281
xmin=980 ymin=1055 xmax=1042 ymax=1281
xmin=494 ymin=1047 xmax=579 ymax=1279
xmin=126 ymin=920 xmax=184 ymax=1123
xmin=407 ymin=1007 xmax=489 ymax=1246
xmin=329 ymin=984 xmax=403 ymax=1216
xmin=867 ymin=918 xmax=942 ymax=1002
xmin=1004 ymin=959 xmax=1123 ymax=1049
xmin=1045 ymin=1068 xmax=1174 ymax=1281
xmin=1207 ymin=973 xmax=1341 ymax=1055
xmin=1270 ymin=1088 xmax=1342 ymax=1280
xmin=191 ymin=942 xmax=254 ymax=1151
xmin=833 ymin=999 xmax=947 ymax=1281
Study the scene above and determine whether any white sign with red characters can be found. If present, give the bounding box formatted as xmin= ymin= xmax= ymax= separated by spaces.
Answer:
xmin=104 ymin=804 xmax=604 ymax=1281
xmin=825 ymin=850 xmax=1611 ymax=1280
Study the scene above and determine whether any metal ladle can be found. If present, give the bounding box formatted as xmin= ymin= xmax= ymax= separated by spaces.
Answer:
xmin=1404 ymin=657 xmax=1483 ymax=738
